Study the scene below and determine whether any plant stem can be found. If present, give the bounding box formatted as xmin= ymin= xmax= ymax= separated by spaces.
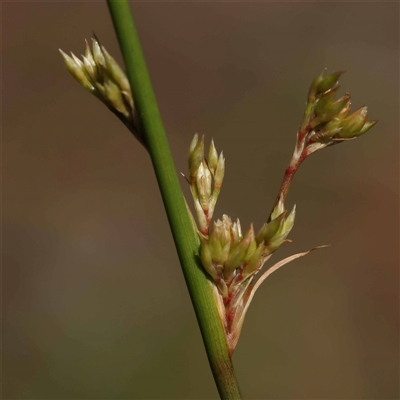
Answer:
xmin=106 ymin=1 xmax=242 ymax=398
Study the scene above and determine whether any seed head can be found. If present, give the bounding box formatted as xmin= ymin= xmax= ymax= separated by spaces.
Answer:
xmin=60 ymin=38 xmax=143 ymax=144
xmin=302 ymin=71 xmax=377 ymax=151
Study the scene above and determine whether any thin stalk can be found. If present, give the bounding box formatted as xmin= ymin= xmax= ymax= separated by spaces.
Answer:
xmin=269 ymin=110 xmax=312 ymax=219
xmin=106 ymin=1 xmax=242 ymax=398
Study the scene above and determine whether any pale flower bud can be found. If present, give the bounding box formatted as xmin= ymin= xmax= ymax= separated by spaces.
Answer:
xmin=195 ymin=161 xmax=212 ymax=210
xmin=92 ymin=38 xmax=106 ymax=67
xmin=59 ymin=49 xmax=95 ymax=92
xmin=241 ymin=242 xmax=265 ymax=277
xmin=189 ymin=135 xmax=204 ymax=178
xmin=225 ymin=224 xmax=255 ymax=275
xmin=231 ymin=219 xmax=242 ymax=246
xmin=200 ymin=239 xmax=218 ymax=281
xmin=104 ymin=80 xmax=129 ymax=116
xmin=214 ymin=152 xmax=225 ymax=188
xmin=209 ymin=217 xmax=232 ymax=264
xmin=193 ymin=197 xmax=208 ymax=234
xmin=60 ymin=38 xmax=142 ymax=142
xmin=101 ymin=46 xmax=131 ymax=94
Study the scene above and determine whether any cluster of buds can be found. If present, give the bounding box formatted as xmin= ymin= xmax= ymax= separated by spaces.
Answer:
xmin=295 ymin=70 xmax=377 ymax=160
xmin=60 ymin=41 xmax=378 ymax=358
xmin=187 ymin=72 xmax=376 ymax=355
xmin=274 ymin=70 xmax=377 ymax=208
xmin=59 ymin=38 xmax=144 ymax=146
xmin=187 ymin=134 xmax=225 ymax=235
xmin=188 ymin=136 xmax=308 ymax=354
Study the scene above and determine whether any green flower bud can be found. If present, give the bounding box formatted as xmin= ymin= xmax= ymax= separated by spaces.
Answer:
xmin=329 ymin=95 xmax=351 ymax=117
xmin=315 ymin=87 xmax=339 ymax=116
xmin=317 ymin=71 xmax=345 ymax=94
xmin=308 ymin=69 xmax=325 ymax=102
xmin=189 ymin=134 xmax=204 ymax=177
xmin=265 ymin=204 xmax=296 ymax=254
xmin=338 ymin=106 xmax=369 ymax=138
xmin=270 ymin=196 xmax=285 ymax=221
xmin=214 ymin=152 xmax=225 ymax=188
xmin=314 ymin=93 xmax=350 ymax=125
xmin=310 ymin=114 xmax=345 ymax=142
xmin=189 ymin=133 xmax=199 ymax=154
xmin=337 ymin=96 xmax=351 ymax=119
xmin=256 ymin=212 xmax=285 ymax=244
xmin=354 ymin=119 xmax=377 ymax=136
xmin=282 ymin=204 xmax=296 ymax=233
xmin=208 ymin=139 xmax=219 ymax=175
xmin=225 ymin=224 xmax=256 ymax=275
xmin=244 ymin=235 xmax=257 ymax=263
xmin=193 ymin=197 xmax=207 ymax=234
xmin=189 ymin=135 xmax=204 ymax=178
xmin=200 ymin=239 xmax=218 ymax=280
xmin=209 ymin=233 xmax=222 ymax=262
xmin=242 ymin=242 xmax=265 ymax=277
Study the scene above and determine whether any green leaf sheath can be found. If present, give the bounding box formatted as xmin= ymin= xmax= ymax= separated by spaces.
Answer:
xmin=106 ymin=1 xmax=242 ymax=398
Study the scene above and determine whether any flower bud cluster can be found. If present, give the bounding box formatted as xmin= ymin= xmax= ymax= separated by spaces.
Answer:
xmin=188 ymin=135 xmax=298 ymax=354
xmin=201 ymin=198 xmax=295 ymax=295
xmin=188 ymin=134 xmax=225 ymax=234
xmin=304 ymin=70 xmax=377 ymax=153
xmin=60 ymin=39 xmax=143 ymax=144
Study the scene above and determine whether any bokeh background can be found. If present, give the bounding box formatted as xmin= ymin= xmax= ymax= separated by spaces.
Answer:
xmin=3 ymin=1 xmax=399 ymax=399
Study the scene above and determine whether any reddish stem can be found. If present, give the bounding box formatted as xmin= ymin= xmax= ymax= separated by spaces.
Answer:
xmin=269 ymin=129 xmax=311 ymax=220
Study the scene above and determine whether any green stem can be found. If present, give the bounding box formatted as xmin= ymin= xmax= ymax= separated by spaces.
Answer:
xmin=106 ymin=1 xmax=242 ymax=398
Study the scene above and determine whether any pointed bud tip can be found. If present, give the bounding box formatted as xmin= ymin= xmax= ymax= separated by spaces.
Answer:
xmin=317 ymin=70 xmax=346 ymax=93
xmin=59 ymin=49 xmax=73 ymax=63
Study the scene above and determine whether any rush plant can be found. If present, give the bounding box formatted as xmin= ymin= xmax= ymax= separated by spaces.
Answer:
xmin=60 ymin=1 xmax=377 ymax=398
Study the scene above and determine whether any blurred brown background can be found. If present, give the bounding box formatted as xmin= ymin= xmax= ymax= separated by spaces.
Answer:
xmin=3 ymin=2 xmax=398 ymax=399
